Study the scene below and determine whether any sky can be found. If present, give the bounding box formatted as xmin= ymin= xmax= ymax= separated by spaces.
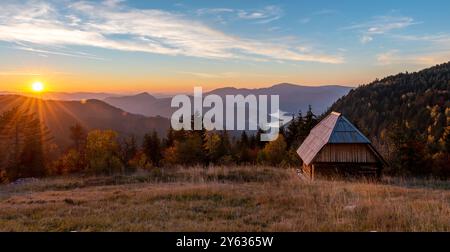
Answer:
xmin=1 ymin=0 xmax=450 ymax=93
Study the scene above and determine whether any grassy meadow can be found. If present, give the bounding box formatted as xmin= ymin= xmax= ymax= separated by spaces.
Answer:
xmin=0 ymin=166 xmax=449 ymax=232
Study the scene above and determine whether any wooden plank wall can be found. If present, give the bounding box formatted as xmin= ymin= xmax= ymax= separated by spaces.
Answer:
xmin=314 ymin=163 xmax=380 ymax=179
xmin=314 ymin=144 xmax=378 ymax=163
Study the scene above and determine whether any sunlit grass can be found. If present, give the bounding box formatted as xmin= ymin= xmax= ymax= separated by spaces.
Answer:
xmin=0 ymin=166 xmax=449 ymax=232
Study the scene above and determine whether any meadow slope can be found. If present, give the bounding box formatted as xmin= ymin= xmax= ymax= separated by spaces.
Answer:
xmin=0 ymin=167 xmax=449 ymax=232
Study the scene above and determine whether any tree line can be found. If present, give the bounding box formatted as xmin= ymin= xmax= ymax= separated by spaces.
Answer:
xmin=0 ymin=106 xmax=319 ymax=182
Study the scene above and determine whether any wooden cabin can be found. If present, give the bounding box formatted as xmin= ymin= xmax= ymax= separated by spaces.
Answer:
xmin=296 ymin=112 xmax=386 ymax=180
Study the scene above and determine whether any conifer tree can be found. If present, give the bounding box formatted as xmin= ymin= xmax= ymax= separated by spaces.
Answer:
xmin=0 ymin=108 xmax=51 ymax=180
xmin=143 ymin=130 xmax=163 ymax=167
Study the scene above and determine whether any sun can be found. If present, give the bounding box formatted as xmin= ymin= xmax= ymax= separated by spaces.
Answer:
xmin=31 ymin=81 xmax=45 ymax=92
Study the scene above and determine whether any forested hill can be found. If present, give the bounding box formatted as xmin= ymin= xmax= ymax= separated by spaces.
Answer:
xmin=0 ymin=95 xmax=170 ymax=148
xmin=328 ymin=62 xmax=450 ymax=176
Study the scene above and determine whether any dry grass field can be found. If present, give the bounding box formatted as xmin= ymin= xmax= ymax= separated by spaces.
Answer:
xmin=0 ymin=166 xmax=449 ymax=232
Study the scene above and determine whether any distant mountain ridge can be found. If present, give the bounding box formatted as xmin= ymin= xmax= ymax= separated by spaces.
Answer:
xmin=104 ymin=83 xmax=352 ymax=118
xmin=0 ymin=91 xmax=173 ymax=101
xmin=0 ymin=91 xmax=119 ymax=101
xmin=103 ymin=92 xmax=160 ymax=117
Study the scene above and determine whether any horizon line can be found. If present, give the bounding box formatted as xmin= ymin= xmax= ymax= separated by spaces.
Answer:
xmin=1 ymin=82 xmax=355 ymax=95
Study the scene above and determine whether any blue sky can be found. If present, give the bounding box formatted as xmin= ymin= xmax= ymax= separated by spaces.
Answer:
xmin=1 ymin=0 xmax=450 ymax=92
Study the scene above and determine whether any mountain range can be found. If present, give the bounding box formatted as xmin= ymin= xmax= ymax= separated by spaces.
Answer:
xmin=104 ymin=83 xmax=352 ymax=118
xmin=0 ymin=83 xmax=351 ymax=148
xmin=0 ymin=91 xmax=174 ymax=101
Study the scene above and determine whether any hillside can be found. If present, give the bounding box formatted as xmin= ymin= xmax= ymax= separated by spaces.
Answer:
xmin=329 ymin=62 xmax=449 ymax=141
xmin=0 ymin=95 xmax=170 ymax=148
xmin=328 ymin=62 xmax=450 ymax=175
xmin=104 ymin=83 xmax=351 ymax=118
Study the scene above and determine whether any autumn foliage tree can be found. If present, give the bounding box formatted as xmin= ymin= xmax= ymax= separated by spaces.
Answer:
xmin=259 ymin=134 xmax=288 ymax=166
xmin=85 ymin=130 xmax=122 ymax=175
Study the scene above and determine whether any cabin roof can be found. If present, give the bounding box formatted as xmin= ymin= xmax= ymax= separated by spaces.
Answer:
xmin=297 ymin=112 xmax=378 ymax=165
xmin=329 ymin=115 xmax=371 ymax=143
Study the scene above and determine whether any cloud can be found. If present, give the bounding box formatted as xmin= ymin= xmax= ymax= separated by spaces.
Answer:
xmin=178 ymin=71 xmax=238 ymax=79
xmin=0 ymin=68 xmax=71 ymax=76
xmin=376 ymin=49 xmax=450 ymax=66
xmin=10 ymin=43 xmax=105 ymax=60
xmin=0 ymin=71 xmax=42 ymax=76
xmin=376 ymin=26 xmax=450 ymax=66
xmin=196 ymin=8 xmax=234 ymax=16
xmin=411 ymin=52 xmax=450 ymax=65
xmin=366 ymin=16 xmax=417 ymax=34
xmin=343 ymin=15 xmax=419 ymax=44
xmin=195 ymin=8 xmax=235 ymax=25
xmin=298 ymin=9 xmax=338 ymax=25
xmin=344 ymin=16 xmax=417 ymax=34
xmin=311 ymin=9 xmax=339 ymax=16
xmin=299 ymin=18 xmax=311 ymax=24
xmin=0 ymin=1 xmax=343 ymax=64
xmin=237 ymin=5 xmax=283 ymax=24
xmin=360 ymin=35 xmax=373 ymax=44
xmin=376 ymin=50 xmax=399 ymax=65
xmin=394 ymin=34 xmax=450 ymax=45
xmin=102 ymin=0 xmax=126 ymax=8
xmin=197 ymin=5 xmax=283 ymax=24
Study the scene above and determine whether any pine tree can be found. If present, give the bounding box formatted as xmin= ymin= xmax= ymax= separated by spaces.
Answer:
xmin=19 ymin=117 xmax=46 ymax=177
xmin=164 ymin=127 xmax=176 ymax=147
xmin=255 ymin=128 xmax=266 ymax=148
xmin=248 ymin=134 xmax=258 ymax=149
xmin=239 ymin=131 xmax=249 ymax=147
xmin=175 ymin=133 xmax=205 ymax=165
xmin=120 ymin=135 xmax=138 ymax=172
xmin=388 ymin=123 xmax=430 ymax=175
xmin=285 ymin=111 xmax=301 ymax=148
xmin=0 ymin=108 xmax=52 ymax=180
xmin=304 ymin=105 xmax=318 ymax=131
xmin=284 ymin=108 xmax=318 ymax=150
xmin=165 ymin=127 xmax=187 ymax=147
xmin=236 ymin=131 xmax=251 ymax=164
xmin=69 ymin=123 xmax=87 ymax=152
xmin=68 ymin=123 xmax=87 ymax=171
xmin=143 ymin=130 xmax=163 ymax=167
